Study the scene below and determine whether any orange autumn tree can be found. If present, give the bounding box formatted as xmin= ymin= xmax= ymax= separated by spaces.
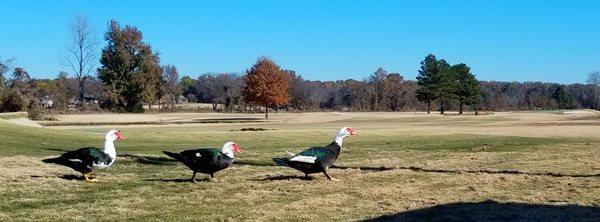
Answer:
xmin=243 ymin=57 xmax=290 ymax=119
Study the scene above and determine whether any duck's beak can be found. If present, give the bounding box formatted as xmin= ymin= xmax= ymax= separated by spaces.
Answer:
xmin=116 ymin=132 xmax=125 ymax=140
xmin=349 ymin=128 xmax=356 ymax=135
xmin=233 ymin=144 xmax=242 ymax=153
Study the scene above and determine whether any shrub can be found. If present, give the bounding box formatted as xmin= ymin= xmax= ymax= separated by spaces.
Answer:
xmin=27 ymin=101 xmax=44 ymax=120
xmin=186 ymin=94 xmax=197 ymax=103
xmin=0 ymin=89 xmax=26 ymax=112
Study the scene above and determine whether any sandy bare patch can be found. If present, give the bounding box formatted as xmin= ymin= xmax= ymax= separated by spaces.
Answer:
xmin=40 ymin=110 xmax=600 ymax=139
xmin=564 ymin=110 xmax=597 ymax=115
xmin=3 ymin=118 xmax=42 ymax=128
xmin=48 ymin=113 xmax=264 ymax=123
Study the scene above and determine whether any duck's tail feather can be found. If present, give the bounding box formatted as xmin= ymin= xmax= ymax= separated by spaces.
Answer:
xmin=163 ymin=151 xmax=183 ymax=162
xmin=42 ymin=157 xmax=61 ymax=164
xmin=285 ymin=150 xmax=295 ymax=156
xmin=272 ymin=158 xmax=289 ymax=166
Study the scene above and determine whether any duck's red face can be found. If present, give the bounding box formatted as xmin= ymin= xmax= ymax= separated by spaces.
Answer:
xmin=114 ymin=130 xmax=125 ymax=140
xmin=346 ymin=127 xmax=356 ymax=135
xmin=231 ymin=143 xmax=242 ymax=153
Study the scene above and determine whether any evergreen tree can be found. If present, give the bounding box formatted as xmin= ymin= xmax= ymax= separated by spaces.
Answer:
xmin=416 ymin=54 xmax=439 ymax=113
xmin=97 ymin=20 xmax=162 ymax=112
xmin=434 ymin=59 xmax=455 ymax=114
xmin=453 ymin=63 xmax=480 ymax=114
xmin=553 ymin=85 xmax=574 ymax=109
xmin=416 ymin=54 xmax=451 ymax=114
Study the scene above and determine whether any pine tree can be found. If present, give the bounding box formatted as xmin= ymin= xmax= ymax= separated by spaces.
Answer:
xmin=453 ymin=63 xmax=480 ymax=114
xmin=434 ymin=59 xmax=456 ymax=114
xmin=553 ymin=84 xmax=574 ymax=109
xmin=416 ymin=54 xmax=444 ymax=114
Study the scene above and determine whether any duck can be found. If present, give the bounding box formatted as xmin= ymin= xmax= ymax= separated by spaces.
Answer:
xmin=163 ymin=142 xmax=241 ymax=183
xmin=42 ymin=129 xmax=124 ymax=182
xmin=273 ymin=127 xmax=355 ymax=180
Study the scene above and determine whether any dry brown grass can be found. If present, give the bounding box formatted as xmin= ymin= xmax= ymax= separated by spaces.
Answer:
xmin=1 ymin=110 xmax=600 ymax=221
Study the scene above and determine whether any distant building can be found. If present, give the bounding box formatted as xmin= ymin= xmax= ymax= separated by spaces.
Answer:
xmin=41 ymin=96 xmax=54 ymax=108
xmin=68 ymin=96 xmax=99 ymax=108
xmin=178 ymin=95 xmax=189 ymax=103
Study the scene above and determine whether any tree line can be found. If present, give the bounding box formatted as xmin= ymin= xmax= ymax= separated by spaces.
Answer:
xmin=1 ymin=17 xmax=600 ymax=118
xmin=178 ymin=68 xmax=600 ymax=113
xmin=3 ymin=55 xmax=600 ymax=118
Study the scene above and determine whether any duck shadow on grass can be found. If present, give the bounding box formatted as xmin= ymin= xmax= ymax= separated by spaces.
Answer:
xmin=118 ymin=154 xmax=178 ymax=165
xmin=234 ymin=161 xmax=394 ymax=172
xmin=234 ymin=160 xmax=278 ymax=167
xmin=361 ymin=200 xmax=600 ymax=222
xmin=42 ymin=149 xmax=179 ymax=166
xmin=30 ymin=174 xmax=87 ymax=181
xmin=144 ymin=178 xmax=211 ymax=183
xmin=58 ymin=174 xmax=85 ymax=180
xmin=255 ymin=175 xmax=314 ymax=181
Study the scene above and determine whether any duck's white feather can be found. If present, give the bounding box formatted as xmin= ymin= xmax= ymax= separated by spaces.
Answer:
xmin=290 ymin=155 xmax=317 ymax=163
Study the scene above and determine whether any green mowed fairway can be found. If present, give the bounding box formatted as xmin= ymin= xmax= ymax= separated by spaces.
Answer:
xmin=1 ymin=112 xmax=599 ymax=221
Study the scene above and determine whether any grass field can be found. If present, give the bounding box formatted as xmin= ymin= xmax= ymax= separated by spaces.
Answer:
xmin=1 ymin=111 xmax=599 ymax=221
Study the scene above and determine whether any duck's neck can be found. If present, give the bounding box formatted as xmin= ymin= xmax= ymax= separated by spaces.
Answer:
xmin=222 ymin=147 xmax=234 ymax=158
xmin=103 ymin=139 xmax=117 ymax=159
xmin=333 ymin=135 xmax=345 ymax=147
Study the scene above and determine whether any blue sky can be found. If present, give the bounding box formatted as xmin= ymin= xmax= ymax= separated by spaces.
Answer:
xmin=1 ymin=0 xmax=599 ymax=83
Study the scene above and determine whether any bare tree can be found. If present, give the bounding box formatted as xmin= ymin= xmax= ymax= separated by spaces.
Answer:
xmin=0 ymin=57 xmax=15 ymax=87
xmin=586 ymin=71 xmax=600 ymax=109
xmin=162 ymin=65 xmax=181 ymax=108
xmin=64 ymin=15 xmax=97 ymax=101
xmin=196 ymin=73 xmax=243 ymax=111
xmin=586 ymin=71 xmax=600 ymax=86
